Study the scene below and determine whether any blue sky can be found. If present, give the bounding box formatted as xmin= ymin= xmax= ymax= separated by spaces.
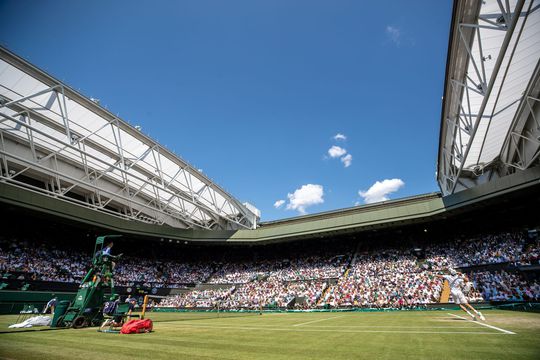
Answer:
xmin=0 ymin=0 xmax=452 ymax=221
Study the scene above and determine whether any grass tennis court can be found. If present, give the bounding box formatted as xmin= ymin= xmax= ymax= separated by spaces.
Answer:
xmin=1 ymin=310 xmax=539 ymax=359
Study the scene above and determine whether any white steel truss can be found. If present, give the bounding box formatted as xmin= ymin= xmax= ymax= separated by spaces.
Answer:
xmin=438 ymin=0 xmax=540 ymax=195
xmin=0 ymin=47 xmax=258 ymax=230
xmin=499 ymin=66 xmax=540 ymax=172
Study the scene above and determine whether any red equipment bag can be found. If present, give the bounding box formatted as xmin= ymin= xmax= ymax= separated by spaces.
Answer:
xmin=120 ymin=319 xmax=153 ymax=334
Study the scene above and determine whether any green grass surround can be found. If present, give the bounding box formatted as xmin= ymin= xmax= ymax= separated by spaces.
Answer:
xmin=1 ymin=310 xmax=539 ymax=360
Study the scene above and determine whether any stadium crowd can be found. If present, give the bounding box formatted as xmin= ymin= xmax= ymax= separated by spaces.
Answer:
xmin=115 ymin=258 xmax=213 ymax=288
xmin=1 ymin=230 xmax=539 ymax=309
xmin=206 ymin=255 xmax=347 ymax=284
xmin=268 ymin=255 xmax=347 ymax=281
xmin=0 ymin=237 xmax=214 ymax=287
xmin=0 ymin=236 xmax=349 ymax=289
xmin=469 ymin=270 xmax=540 ymax=302
xmin=160 ymin=287 xmax=235 ymax=308
xmin=0 ymin=239 xmax=88 ymax=283
xmin=320 ymin=232 xmax=540 ymax=308
xmin=216 ymin=279 xmax=327 ymax=309
xmin=425 ymin=232 xmax=534 ymax=269
xmin=207 ymin=261 xmax=273 ymax=284
xmin=323 ymin=250 xmax=443 ymax=308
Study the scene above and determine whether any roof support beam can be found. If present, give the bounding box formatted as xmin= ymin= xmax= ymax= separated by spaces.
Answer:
xmin=437 ymin=0 xmax=539 ymax=196
xmin=0 ymin=46 xmax=259 ymax=229
xmin=0 ymin=109 xmax=244 ymax=229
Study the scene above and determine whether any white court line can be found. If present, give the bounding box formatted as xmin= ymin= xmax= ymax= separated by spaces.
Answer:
xmin=293 ymin=315 xmax=345 ymax=327
xmin=289 ymin=325 xmax=481 ymax=329
xmin=163 ymin=323 xmax=507 ymax=335
xmin=446 ymin=313 xmax=516 ymax=335
xmin=163 ymin=322 xmax=480 ymax=329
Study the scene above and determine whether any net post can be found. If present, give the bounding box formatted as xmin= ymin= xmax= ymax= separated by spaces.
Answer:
xmin=141 ymin=295 xmax=148 ymax=319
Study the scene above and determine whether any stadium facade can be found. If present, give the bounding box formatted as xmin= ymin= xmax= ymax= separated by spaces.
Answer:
xmin=0 ymin=0 xmax=539 ymax=244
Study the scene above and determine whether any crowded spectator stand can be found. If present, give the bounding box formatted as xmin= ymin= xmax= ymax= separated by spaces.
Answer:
xmin=1 ymin=230 xmax=539 ymax=310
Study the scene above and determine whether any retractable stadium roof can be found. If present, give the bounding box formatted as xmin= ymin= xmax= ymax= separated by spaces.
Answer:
xmin=438 ymin=0 xmax=540 ymax=195
xmin=1 ymin=0 xmax=539 ymax=241
xmin=0 ymin=47 xmax=259 ymax=230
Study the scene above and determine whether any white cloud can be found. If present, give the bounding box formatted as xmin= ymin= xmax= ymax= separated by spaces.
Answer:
xmin=386 ymin=25 xmax=401 ymax=45
xmin=328 ymin=145 xmax=347 ymax=158
xmin=273 ymin=199 xmax=285 ymax=209
xmin=341 ymin=154 xmax=352 ymax=168
xmin=334 ymin=133 xmax=347 ymax=141
xmin=359 ymin=178 xmax=404 ymax=204
xmin=286 ymin=184 xmax=324 ymax=214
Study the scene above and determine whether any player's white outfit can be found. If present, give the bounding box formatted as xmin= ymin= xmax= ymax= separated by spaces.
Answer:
xmin=443 ymin=272 xmax=485 ymax=321
xmin=443 ymin=274 xmax=468 ymax=304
